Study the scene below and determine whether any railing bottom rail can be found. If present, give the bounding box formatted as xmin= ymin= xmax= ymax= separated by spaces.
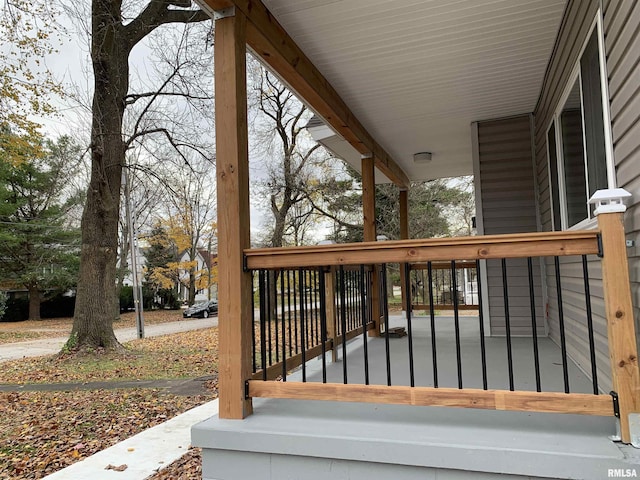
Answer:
xmin=247 ymin=381 xmax=615 ymax=417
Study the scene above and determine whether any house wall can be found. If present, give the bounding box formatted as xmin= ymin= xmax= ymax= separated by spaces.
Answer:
xmin=602 ymin=0 xmax=640 ymax=358
xmin=474 ymin=115 xmax=545 ymax=336
xmin=532 ymin=0 xmax=640 ymax=393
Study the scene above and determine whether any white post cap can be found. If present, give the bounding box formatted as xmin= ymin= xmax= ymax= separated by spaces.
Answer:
xmin=588 ymin=188 xmax=632 ymax=215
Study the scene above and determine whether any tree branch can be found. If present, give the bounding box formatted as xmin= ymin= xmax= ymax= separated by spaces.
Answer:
xmin=124 ymin=1 xmax=210 ymax=50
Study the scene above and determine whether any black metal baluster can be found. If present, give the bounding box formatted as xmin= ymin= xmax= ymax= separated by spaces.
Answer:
xmin=554 ymin=256 xmax=570 ymax=393
xmin=314 ymin=269 xmax=320 ymax=346
xmin=349 ymin=271 xmax=354 ymax=332
xmin=308 ymin=270 xmax=315 ymax=348
xmin=299 ymin=268 xmax=307 ymax=382
xmin=582 ymin=255 xmax=598 ymax=394
xmin=339 ymin=266 xmax=348 ymax=384
xmin=259 ymin=270 xmax=267 ymax=380
xmin=527 ymin=257 xmax=541 ymax=392
xmin=382 ymin=264 xmax=392 ymax=386
xmin=274 ymin=271 xmax=281 ymax=364
xmin=501 ymin=258 xmax=514 ymax=391
xmin=405 ymin=263 xmax=415 ymax=387
xmin=252 ymin=272 xmax=257 ymax=374
xmin=266 ymin=271 xmax=273 ymax=366
xmin=280 ymin=269 xmax=286 ymax=381
xmin=293 ymin=270 xmax=299 ymax=355
xmin=452 ymin=261 xmax=463 ymax=389
xmin=287 ymin=270 xmax=293 ymax=357
xmin=360 ymin=265 xmax=369 ymax=385
xmin=427 ymin=262 xmax=438 ymax=388
xmin=382 ymin=264 xmax=390 ymax=325
xmin=475 ymin=260 xmax=487 ymax=390
xmin=319 ymin=267 xmax=327 ymax=383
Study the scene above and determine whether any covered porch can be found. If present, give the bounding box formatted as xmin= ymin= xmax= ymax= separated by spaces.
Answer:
xmin=192 ymin=0 xmax=640 ymax=478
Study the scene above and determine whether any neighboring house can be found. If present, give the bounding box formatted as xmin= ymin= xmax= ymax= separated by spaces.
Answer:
xmin=192 ymin=1 xmax=640 ymax=479
xmin=176 ymin=248 xmax=218 ymax=303
xmin=120 ymin=248 xmax=147 ymax=288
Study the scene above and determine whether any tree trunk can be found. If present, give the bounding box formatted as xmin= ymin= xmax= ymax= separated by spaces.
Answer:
xmin=71 ymin=0 xmax=129 ymax=351
xmin=188 ymin=269 xmax=196 ymax=305
xmin=27 ymin=283 xmax=41 ymax=321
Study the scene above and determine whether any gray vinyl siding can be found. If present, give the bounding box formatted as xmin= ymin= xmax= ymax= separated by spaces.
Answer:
xmin=476 ymin=115 xmax=545 ymax=336
xmin=533 ymin=0 xmax=628 ymax=393
xmin=603 ymin=0 xmax=640 ymax=363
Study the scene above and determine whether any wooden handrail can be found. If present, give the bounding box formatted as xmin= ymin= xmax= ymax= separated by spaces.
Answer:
xmin=245 ymin=231 xmax=600 ymax=270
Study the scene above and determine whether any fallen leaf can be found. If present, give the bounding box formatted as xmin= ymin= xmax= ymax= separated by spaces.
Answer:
xmin=105 ymin=463 xmax=128 ymax=472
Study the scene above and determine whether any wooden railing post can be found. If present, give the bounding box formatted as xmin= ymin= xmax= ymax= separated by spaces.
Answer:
xmin=215 ymin=9 xmax=253 ymax=419
xmin=324 ymin=267 xmax=338 ymax=362
xmin=362 ymin=155 xmax=381 ymax=336
xmin=591 ymin=189 xmax=639 ymax=444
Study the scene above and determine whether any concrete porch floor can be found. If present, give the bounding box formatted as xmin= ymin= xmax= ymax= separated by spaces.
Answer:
xmin=306 ymin=314 xmax=597 ymax=393
xmin=193 ymin=314 xmax=640 ymax=479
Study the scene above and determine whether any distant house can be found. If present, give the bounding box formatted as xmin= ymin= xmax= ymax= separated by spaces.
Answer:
xmin=176 ymin=248 xmax=217 ymax=303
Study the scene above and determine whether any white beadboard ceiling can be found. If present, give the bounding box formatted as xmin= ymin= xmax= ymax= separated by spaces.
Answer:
xmin=261 ymin=0 xmax=567 ymax=182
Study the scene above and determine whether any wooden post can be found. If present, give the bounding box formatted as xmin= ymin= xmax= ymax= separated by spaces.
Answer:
xmin=362 ymin=156 xmax=381 ymax=336
xmin=325 ymin=267 xmax=338 ymax=362
xmin=215 ymin=10 xmax=253 ymax=419
xmin=399 ymin=188 xmax=409 ymax=315
xmin=598 ymin=211 xmax=640 ymax=443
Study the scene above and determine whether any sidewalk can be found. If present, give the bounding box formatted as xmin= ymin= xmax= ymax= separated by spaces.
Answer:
xmin=43 ymin=399 xmax=220 ymax=480
xmin=0 ymin=316 xmax=217 ymax=362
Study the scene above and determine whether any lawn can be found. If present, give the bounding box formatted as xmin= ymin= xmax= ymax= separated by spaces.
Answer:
xmin=0 ymin=327 xmax=218 ymax=384
xmin=0 ymin=328 xmax=219 ymax=480
xmin=0 ymin=309 xmax=187 ymax=345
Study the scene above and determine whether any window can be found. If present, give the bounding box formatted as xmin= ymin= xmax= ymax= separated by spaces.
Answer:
xmin=547 ymin=15 xmax=613 ymax=230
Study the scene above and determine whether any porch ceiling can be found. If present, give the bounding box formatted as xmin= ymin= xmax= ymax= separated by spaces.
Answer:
xmin=262 ymin=0 xmax=567 ymax=182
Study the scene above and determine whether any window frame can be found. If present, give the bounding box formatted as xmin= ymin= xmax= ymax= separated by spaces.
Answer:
xmin=546 ymin=10 xmax=615 ymax=231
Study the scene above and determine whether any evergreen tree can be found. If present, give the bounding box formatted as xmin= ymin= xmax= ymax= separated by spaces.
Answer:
xmin=143 ymin=221 xmax=179 ymax=308
xmin=0 ymin=131 xmax=82 ymax=320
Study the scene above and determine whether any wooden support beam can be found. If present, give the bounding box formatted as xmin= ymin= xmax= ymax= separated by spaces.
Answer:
xmin=245 ymin=231 xmax=601 ymax=270
xmin=362 ymin=156 xmax=381 ymax=336
xmin=247 ymin=381 xmax=615 ymax=417
xmin=598 ymin=212 xmax=640 ymax=443
xmin=399 ymin=189 xmax=409 ymax=312
xmin=215 ymin=11 xmax=253 ymax=419
xmin=199 ymin=0 xmax=410 ymax=188
xmin=325 ymin=267 xmax=338 ymax=362
xmin=362 ymin=156 xmax=376 ymax=243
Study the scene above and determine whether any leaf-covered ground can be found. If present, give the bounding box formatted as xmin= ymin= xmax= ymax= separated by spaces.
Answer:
xmin=146 ymin=447 xmax=202 ymax=479
xmin=0 ymin=389 xmax=213 ymax=479
xmin=0 ymin=328 xmax=219 ymax=384
xmin=0 ymin=309 xmax=188 ymax=345
xmin=0 ymin=327 xmax=219 ymax=479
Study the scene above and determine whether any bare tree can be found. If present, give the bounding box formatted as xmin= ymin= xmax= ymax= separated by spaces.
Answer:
xmin=251 ymin=69 xmax=325 ymax=248
xmin=68 ymin=0 xmax=212 ymax=351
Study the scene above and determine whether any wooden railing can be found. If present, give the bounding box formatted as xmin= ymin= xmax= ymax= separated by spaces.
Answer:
xmin=238 ymin=213 xmax=640 ymax=443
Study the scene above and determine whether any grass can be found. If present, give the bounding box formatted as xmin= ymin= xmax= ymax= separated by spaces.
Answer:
xmin=0 ymin=327 xmax=219 ymax=384
xmin=0 ymin=309 xmax=188 ymax=345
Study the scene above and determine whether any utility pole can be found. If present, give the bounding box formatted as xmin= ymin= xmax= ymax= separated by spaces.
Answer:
xmin=208 ymin=235 xmax=212 ymax=301
xmin=123 ymin=170 xmax=145 ymax=339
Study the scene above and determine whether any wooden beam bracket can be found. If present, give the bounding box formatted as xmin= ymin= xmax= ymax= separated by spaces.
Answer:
xmin=213 ymin=5 xmax=235 ymax=20
xmin=611 ymin=390 xmax=620 ymax=418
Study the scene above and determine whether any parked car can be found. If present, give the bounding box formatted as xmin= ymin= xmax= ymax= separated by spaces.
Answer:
xmin=182 ymin=300 xmax=218 ymax=318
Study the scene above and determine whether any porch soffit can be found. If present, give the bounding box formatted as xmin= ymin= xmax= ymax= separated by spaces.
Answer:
xmin=260 ymin=0 xmax=567 ymax=182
